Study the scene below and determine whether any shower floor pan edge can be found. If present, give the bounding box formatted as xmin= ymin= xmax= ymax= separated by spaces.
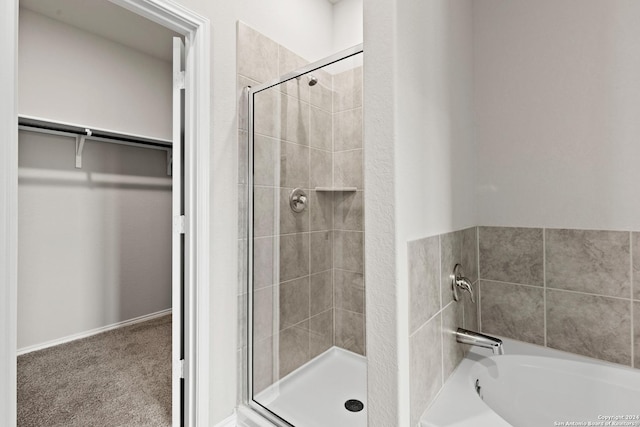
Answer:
xmin=254 ymin=346 xmax=367 ymax=427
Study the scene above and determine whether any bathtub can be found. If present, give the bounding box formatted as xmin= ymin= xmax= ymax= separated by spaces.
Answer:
xmin=421 ymin=337 xmax=640 ymax=427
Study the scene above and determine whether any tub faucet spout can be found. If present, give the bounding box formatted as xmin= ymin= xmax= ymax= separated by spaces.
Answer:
xmin=455 ymin=328 xmax=504 ymax=355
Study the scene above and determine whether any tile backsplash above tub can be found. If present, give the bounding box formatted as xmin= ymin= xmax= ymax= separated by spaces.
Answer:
xmin=478 ymin=226 xmax=639 ymax=368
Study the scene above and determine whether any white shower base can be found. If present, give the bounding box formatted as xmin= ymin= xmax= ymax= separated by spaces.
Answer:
xmin=255 ymin=347 xmax=367 ymax=427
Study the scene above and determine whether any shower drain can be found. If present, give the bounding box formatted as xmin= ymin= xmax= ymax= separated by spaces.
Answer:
xmin=344 ymin=399 xmax=364 ymax=412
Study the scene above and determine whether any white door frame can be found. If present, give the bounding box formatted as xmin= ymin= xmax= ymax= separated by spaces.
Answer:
xmin=0 ymin=1 xmax=210 ymax=426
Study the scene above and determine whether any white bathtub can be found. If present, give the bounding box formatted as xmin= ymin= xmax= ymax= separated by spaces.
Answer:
xmin=421 ymin=337 xmax=640 ymax=427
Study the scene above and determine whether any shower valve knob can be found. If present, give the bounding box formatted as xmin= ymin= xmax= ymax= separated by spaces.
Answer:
xmin=289 ymin=188 xmax=308 ymax=213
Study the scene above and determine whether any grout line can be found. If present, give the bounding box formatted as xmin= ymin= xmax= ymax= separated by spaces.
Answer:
xmin=543 ymin=228 xmax=547 ymax=347
xmin=545 ymin=286 xmax=632 ymax=302
xmin=409 ymin=306 xmax=443 ymax=339
xmin=481 ymin=278 xmax=545 ymax=289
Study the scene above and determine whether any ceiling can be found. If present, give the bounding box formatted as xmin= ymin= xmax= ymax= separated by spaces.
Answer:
xmin=20 ymin=0 xmax=180 ymax=62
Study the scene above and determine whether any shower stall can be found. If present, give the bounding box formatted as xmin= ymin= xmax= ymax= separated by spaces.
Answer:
xmin=245 ymin=43 xmax=366 ymax=427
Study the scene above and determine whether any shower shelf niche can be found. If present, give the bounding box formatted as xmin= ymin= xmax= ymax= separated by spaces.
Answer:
xmin=314 ymin=187 xmax=358 ymax=192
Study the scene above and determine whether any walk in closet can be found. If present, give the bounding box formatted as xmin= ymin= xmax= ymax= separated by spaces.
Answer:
xmin=16 ymin=1 xmax=179 ymax=425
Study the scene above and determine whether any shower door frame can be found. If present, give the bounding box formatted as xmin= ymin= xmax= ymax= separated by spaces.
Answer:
xmin=245 ymin=43 xmax=364 ymax=427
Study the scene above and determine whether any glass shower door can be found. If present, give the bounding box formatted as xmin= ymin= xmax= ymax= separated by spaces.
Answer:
xmin=248 ymin=46 xmax=366 ymax=427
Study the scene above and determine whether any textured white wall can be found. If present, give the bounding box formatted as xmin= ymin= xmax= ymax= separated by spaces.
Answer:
xmin=475 ymin=0 xmax=640 ymax=230
xmin=362 ymin=0 xmax=476 ymax=425
xmin=363 ymin=0 xmax=399 ymax=424
xmin=18 ymin=132 xmax=172 ymax=349
xmin=396 ymin=1 xmax=475 ymax=424
xmin=18 ymin=8 xmax=172 ymax=140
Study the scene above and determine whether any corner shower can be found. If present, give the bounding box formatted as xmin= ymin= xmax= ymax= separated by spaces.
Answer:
xmin=245 ymin=42 xmax=365 ymax=427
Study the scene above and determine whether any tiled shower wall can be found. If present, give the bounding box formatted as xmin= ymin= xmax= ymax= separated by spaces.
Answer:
xmin=237 ymin=22 xmax=365 ymax=395
xmin=407 ymin=227 xmax=479 ymax=427
xmin=478 ymin=226 xmax=640 ymax=369
xmin=332 ymin=66 xmax=365 ymax=356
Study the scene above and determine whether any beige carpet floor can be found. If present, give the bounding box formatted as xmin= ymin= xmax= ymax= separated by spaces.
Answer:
xmin=18 ymin=314 xmax=172 ymax=427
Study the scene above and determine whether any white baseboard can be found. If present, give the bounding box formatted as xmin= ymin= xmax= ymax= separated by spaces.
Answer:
xmin=17 ymin=308 xmax=172 ymax=356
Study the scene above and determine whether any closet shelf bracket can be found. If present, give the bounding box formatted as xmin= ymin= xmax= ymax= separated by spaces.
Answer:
xmin=75 ymin=129 xmax=92 ymax=169
xmin=167 ymin=149 xmax=173 ymax=176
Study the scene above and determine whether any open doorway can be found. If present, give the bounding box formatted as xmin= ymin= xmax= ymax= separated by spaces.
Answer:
xmin=13 ymin=1 xmax=192 ymax=425
xmin=1 ymin=0 xmax=209 ymax=425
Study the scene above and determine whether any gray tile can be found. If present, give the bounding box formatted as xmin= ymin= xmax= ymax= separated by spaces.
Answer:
xmin=310 ymin=271 xmax=333 ymax=316
xmin=237 ymin=348 xmax=247 ymax=404
xmin=310 ymin=82 xmax=333 ymax=112
xmin=253 ymin=186 xmax=275 ymax=238
xmin=279 ymin=321 xmax=310 ymax=378
xmin=309 ymin=190 xmax=333 ymax=232
xmin=253 ymin=237 xmax=275 ymax=289
xmin=309 ymin=309 xmax=334 ymax=359
xmin=634 ymin=301 xmax=640 ymax=368
xmin=334 ymin=149 xmax=363 ymax=189
xmin=279 ymin=233 xmax=310 ymax=282
xmin=461 ymin=227 xmax=478 ymax=283
xmin=442 ymin=302 xmax=464 ymax=380
xmin=279 ymin=276 xmax=310 ymax=330
xmin=479 ymin=226 xmax=543 ymax=286
xmin=237 ymin=23 xmax=279 ymax=83
xmin=237 ymin=293 xmax=247 ymax=349
xmin=335 ymin=309 xmax=365 ymax=355
xmin=310 ymin=149 xmax=332 ymax=188
xmin=278 ymin=45 xmax=308 ymax=74
xmin=254 ymin=285 xmax=274 ymax=340
xmin=463 ymin=284 xmax=479 ymax=333
xmin=253 ymin=134 xmax=278 ymax=186
xmin=279 ymin=188 xmax=309 ymax=235
xmin=333 ymin=231 xmax=364 ymax=273
xmin=410 ymin=314 xmax=442 ymax=427
xmin=238 ymin=130 xmax=248 ymax=184
xmin=547 ymin=290 xmax=631 ymax=365
xmin=408 ymin=236 xmax=441 ymax=334
xmin=280 ymin=141 xmax=310 ymax=189
xmin=335 ymin=269 xmax=365 ymax=314
xmin=280 ymin=95 xmax=310 ymax=145
xmin=238 ymin=239 xmax=247 ymax=295
xmin=334 ymin=191 xmax=363 ymax=231
xmin=440 ymin=230 xmax=462 ymax=307
xmin=238 ymin=184 xmax=248 ymax=239
xmin=333 ymin=66 xmax=363 ymax=112
xmin=278 ymin=46 xmax=310 ymax=103
xmin=634 ymin=233 xmax=640 ymax=300
xmin=253 ymin=336 xmax=274 ymax=394
xmin=253 ymin=87 xmax=281 ymax=139
xmin=310 ymin=231 xmax=332 ymax=274
xmin=334 ymin=108 xmax=363 ymax=152
xmin=480 ymin=280 xmax=544 ymax=345
xmin=310 ymin=107 xmax=332 ymax=151
xmin=546 ymin=229 xmax=630 ymax=298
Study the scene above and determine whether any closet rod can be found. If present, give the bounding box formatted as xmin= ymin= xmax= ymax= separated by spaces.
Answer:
xmin=18 ymin=115 xmax=173 ymax=176
xmin=18 ymin=115 xmax=172 ymax=148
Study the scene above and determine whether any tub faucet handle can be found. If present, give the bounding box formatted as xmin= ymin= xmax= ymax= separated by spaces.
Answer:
xmin=451 ymin=264 xmax=475 ymax=303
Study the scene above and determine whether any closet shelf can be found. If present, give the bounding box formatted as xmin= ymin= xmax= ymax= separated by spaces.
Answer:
xmin=18 ymin=115 xmax=173 ymax=175
xmin=314 ymin=187 xmax=358 ymax=192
